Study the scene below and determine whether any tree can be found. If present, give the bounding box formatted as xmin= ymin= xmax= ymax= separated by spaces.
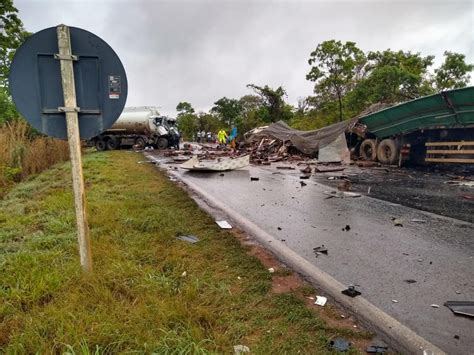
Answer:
xmin=0 ymin=0 xmax=29 ymax=122
xmin=210 ymin=97 xmax=242 ymax=127
xmin=0 ymin=0 xmax=29 ymax=86
xmin=246 ymin=84 xmax=290 ymax=123
xmin=306 ymin=40 xmax=366 ymax=122
xmin=176 ymin=101 xmax=195 ymax=114
xmin=434 ymin=51 xmax=474 ymax=91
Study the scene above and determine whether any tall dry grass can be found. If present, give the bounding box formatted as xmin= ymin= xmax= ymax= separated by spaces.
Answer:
xmin=0 ymin=120 xmax=69 ymax=189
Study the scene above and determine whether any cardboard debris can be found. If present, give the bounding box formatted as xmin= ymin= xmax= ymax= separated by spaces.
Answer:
xmin=216 ymin=220 xmax=232 ymax=229
xmin=180 ymin=155 xmax=250 ymax=171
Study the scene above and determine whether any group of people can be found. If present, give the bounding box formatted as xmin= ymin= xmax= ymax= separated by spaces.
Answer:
xmin=195 ymin=127 xmax=238 ymax=148
xmin=217 ymin=126 xmax=237 ymax=149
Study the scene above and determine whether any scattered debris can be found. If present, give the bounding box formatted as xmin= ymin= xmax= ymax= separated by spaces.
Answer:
xmin=300 ymin=181 xmax=307 ymax=187
xmin=277 ymin=227 xmax=282 ymax=230
xmin=411 ymin=219 xmax=427 ymax=223
xmin=324 ymin=190 xmax=361 ymax=198
xmin=300 ymin=166 xmax=312 ymax=174
xmin=181 ymin=155 xmax=250 ymax=171
xmin=313 ymin=245 xmax=328 ymax=256
xmin=315 ymin=296 xmax=327 ymax=307
xmin=342 ymin=225 xmax=351 ymax=232
xmin=367 ymin=186 xmax=372 ymax=194
xmin=431 ymin=304 xmax=440 ymax=308
xmin=392 ymin=218 xmax=404 ymax=227
xmin=404 ymin=279 xmax=417 ymax=284
xmin=137 ymin=160 xmax=155 ymax=164
xmin=341 ymin=285 xmax=361 ymax=298
xmin=315 ymin=165 xmax=345 ymax=173
xmin=233 ymin=344 xmax=250 ymax=354
xmin=277 ymin=166 xmax=295 ymax=170
xmin=445 ymin=180 xmax=474 ymax=187
xmin=454 ymin=335 xmax=460 ymax=340
xmin=366 ymin=341 xmax=389 ymax=354
xmin=216 ymin=220 xmax=232 ymax=229
xmin=268 ymin=267 xmax=275 ymax=273
xmin=181 ymin=271 xmax=187 ymax=277
xmin=176 ymin=235 xmax=200 ymax=244
xmin=337 ymin=180 xmax=352 ymax=191
xmin=250 ymin=177 xmax=260 ymax=181
xmin=328 ymin=337 xmax=351 ymax=352
xmin=300 ymin=175 xmax=310 ymax=180
xmin=444 ymin=301 xmax=474 ymax=317
xmin=392 ymin=299 xmax=399 ymax=303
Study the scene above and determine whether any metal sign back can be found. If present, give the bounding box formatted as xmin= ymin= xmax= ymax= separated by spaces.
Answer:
xmin=9 ymin=25 xmax=128 ymax=139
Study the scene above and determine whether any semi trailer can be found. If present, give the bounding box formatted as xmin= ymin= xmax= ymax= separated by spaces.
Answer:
xmin=350 ymin=86 xmax=474 ymax=165
xmin=90 ymin=106 xmax=180 ymax=151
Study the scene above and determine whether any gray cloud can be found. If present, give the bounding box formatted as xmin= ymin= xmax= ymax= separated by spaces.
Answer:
xmin=16 ymin=0 xmax=474 ymax=115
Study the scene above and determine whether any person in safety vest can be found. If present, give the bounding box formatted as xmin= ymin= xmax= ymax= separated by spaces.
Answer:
xmin=217 ymin=129 xmax=228 ymax=145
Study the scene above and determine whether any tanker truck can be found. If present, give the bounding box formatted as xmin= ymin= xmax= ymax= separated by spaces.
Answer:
xmin=90 ymin=106 xmax=180 ymax=151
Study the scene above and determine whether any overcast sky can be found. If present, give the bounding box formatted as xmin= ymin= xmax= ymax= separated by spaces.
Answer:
xmin=16 ymin=0 xmax=474 ymax=116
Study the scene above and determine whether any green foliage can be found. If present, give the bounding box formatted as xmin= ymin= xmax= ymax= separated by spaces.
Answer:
xmin=0 ymin=151 xmax=366 ymax=353
xmin=176 ymin=101 xmax=195 ymax=114
xmin=306 ymin=40 xmax=366 ymax=122
xmin=0 ymin=86 xmax=18 ymax=123
xmin=435 ymin=51 xmax=474 ymax=91
xmin=246 ymin=84 xmax=291 ymax=123
xmin=210 ymin=97 xmax=242 ymax=127
xmin=0 ymin=0 xmax=30 ymax=86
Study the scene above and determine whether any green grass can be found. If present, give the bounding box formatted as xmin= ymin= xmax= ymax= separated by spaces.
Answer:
xmin=0 ymin=151 xmax=365 ymax=354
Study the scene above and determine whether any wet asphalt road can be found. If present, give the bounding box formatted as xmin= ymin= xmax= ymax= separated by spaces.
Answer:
xmin=151 ymin=154 xmax=473 ymax=354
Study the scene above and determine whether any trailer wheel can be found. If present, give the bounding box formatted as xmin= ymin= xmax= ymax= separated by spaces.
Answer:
xmin=95 ymin=139 xmax=106 ymax=151
xmin=377 ymin=139 xmax=399 ymax=165
xmin=360 ymin=139 xmax=377 ymax=161
xmin=135 ymin=137 xmax=146 ymax=150
xmin=106 ymin=138 xmax=119 ymax=150
xmin=157 ymin=137 xmax=168 ymax=149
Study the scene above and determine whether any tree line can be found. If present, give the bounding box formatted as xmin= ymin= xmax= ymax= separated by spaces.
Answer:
xmin=177 ymin=40 xmax=473 ymax=139
xmin=0 ymin=2 xmax=472 ymax=139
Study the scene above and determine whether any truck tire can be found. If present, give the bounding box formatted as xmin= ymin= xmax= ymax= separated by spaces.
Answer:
xmin=106 ymin=138 xmax=120 ymax=150
xmin=95 ymin=139 xmax=106 ymax=151
xmin=360 ymin=139 xmax=377 ymax=161
xmin=135 ymin=137 xmax=146 ymax=150
xmin=377 ymin=139 xmax=399 ymax=165
xmin=157 ymin=137 xmax=168 ymax=149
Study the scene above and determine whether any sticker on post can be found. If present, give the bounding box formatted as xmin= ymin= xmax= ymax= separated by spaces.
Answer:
xmin=109 ymin=75 xmax=121 ymax=99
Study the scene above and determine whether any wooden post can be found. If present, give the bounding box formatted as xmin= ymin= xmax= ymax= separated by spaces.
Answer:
xmin=56 ymin=24 xmax=93 ymax=272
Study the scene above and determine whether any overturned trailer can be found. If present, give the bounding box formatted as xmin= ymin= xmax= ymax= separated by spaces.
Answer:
xmin=352 ymin=86 xmax=474 ymax=165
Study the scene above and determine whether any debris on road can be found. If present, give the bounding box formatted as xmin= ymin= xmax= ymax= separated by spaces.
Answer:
xmin=315 ymin=165 xmax=345 ymax=173
xmin=216 ymin=220 xmax=232 ymax=229
xmin=300 ymin=175 xmax=310 ymax=179
xmin=176 ymin=235 xmax=200 ymax=244
xmin=341 ymin=285 xmax=361 ymax=298
xmin=404 ymin=279 xmax=417 ymax=284
xmin=328 ymin=337 xmax=352 ymax=352
xmin=313 ymin=245 xmax=328 ymax=256
xmin=300 ymin=181 xmax=307 ymax=187
xmin=277 ymin=166 xmax=295 ymax=170
xmin=181 ymin=155 xmax=250 ymax=171
xmin=411 ymin=219 xmax=427 ymax=223
xmin=250 ymin=177 xmax=260 ymax=181
xmin=392 ymin=299 xmax=399 ymax=303
xmin=343 ymin=225 xmax=351 ymax=232
xmin=366 ymin=341 xmax=388 ymax=353
xmin=431 ymin=304 xmax=440 ymax=308
xmin=315 ymin=295 xmax=328 ymax=306
xmin=392 ymin=218 xmax=404 ymax=227
xmin=300 ymin=166 xmax=312 ymax=174
xmin=444 ymin=301 xmax=474 ymax=317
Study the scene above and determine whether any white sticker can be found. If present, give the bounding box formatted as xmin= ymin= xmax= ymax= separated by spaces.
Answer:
xmin=109 ymin=94 xmax=119 ymax=99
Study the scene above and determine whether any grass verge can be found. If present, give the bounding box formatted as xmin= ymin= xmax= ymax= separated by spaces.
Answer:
xmin=0 ymin=151 xmax=368 ymax=354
